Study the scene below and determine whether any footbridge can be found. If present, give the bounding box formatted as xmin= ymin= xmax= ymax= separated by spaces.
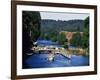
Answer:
xmin=31 ymin=46 xmax=72 ymax=60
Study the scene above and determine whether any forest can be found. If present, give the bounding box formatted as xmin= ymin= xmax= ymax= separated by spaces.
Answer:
xmin=40 ymin=19 xmax=84 ymax=33
xmin=39 ymin=18 xmax=89 ymax=50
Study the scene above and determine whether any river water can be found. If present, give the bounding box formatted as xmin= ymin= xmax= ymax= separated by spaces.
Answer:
xmin=24 ymin=40 xmax=89 ymax=68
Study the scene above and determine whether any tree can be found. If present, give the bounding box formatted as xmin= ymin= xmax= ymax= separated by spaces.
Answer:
xmin=22 ymin=11 xmax=41 ymax=51
xmin=23 ymin=11 xmax=41 ymax=42
xmin=70 ymin=32 xmax=82 ymax=47
xmin=44 ymin=33 xmax=50 ymax=40
xmin=81 ymin=16 xmax=89 ymax=49
xmin=70 ymin=16 xmax=89 ymax=49
xmin=51 ymin=36 xmax=57 ymax=42
xmin=57 ymin=33 xmax=67 ymax=45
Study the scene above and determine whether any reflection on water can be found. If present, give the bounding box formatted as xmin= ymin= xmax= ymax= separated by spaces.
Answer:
xmin=24 ymin=40 xmax=89 ymax=69
xmin=24 ymin=53 xmax=89 ymax=69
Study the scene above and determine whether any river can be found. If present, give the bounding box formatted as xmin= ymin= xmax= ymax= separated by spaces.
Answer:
xmin=24 ymin=40 xmax=89 ymax=69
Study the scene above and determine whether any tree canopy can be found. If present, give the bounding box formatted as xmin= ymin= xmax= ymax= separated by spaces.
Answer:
xmin=70 ymin=32 xmax=82 ymax=47
xmin=22 ymin=11 xmax=41 ymax=52
xmin=70 ymin=16 xmax=89 ymax=49
xmin=81 ymin=16 xmax=89 ymax=49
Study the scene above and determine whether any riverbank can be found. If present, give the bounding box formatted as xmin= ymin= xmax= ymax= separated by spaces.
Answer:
xmin=67 ymin=48 xmax=89 ymax=56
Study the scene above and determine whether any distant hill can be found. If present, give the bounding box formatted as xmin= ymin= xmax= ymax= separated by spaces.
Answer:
xmin=40 ymin=19 xmax=84 ymax=33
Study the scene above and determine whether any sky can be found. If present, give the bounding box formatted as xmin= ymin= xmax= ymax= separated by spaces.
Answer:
xmin=40 ymin=12 xmax=89 ymax=21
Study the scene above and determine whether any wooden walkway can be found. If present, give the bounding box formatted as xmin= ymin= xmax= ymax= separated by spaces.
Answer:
xmin=31 ymin=46 xmax=72 ymax=59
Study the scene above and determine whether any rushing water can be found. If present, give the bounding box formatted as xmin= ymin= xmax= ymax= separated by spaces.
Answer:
xmin=24 ymin=40 xmax=89 ymax=69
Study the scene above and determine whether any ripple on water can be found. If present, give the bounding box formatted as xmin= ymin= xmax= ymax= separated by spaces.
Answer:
xmin=24 ymin=53 xmax=89 ymax=69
